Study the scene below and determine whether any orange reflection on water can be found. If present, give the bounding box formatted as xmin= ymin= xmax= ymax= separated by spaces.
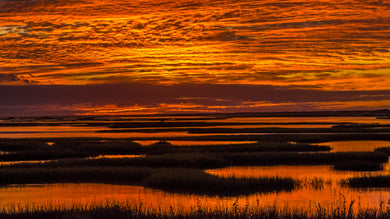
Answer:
xmin=318 ymin=141 xmax=390 ymax=152
xmin=1 ymin=183 xmax=390 ymax=214
xmin=134 ymin=140 xmax=257 ymax=146
xmin=87 ymin=154 xmax=145 ymax=159
xmin=0 ymin=160 xmax=49 ymax=167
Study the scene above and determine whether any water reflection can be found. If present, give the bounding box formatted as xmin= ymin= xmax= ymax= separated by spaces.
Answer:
xmin=0 ymin=183 xmax=389 ymax=213
xmin=318 ymin=141 xmax=390 ymax=152
xmin=134 ymin=140 xmax=257 ymax=146
xmin=0 ymin=160 xmax=49 ymax=167
xmin=0 ymin=116 xmax=389 ymax=139
xmin=87 ymin=155 xmax=146 ymax=159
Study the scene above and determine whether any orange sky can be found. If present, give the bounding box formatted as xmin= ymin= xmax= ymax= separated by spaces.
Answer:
xmin=0 ymin=0 xmax=389 ymax=115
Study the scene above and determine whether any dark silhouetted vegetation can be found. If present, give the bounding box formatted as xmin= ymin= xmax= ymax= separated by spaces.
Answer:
xmin=0 ymin=139 xmax=331 ymax=162
xmin=2 ymin=199 xmax=390 ymax=219
xmin=3 ymin=151 xmax=387 ymax=170
xmin=333 ymin=161 xmax=383 ymax=171
xmin=375 ymin=147 xmax=390 ymax=155
xmin=348 ymin=175 xmax=390 ymax=188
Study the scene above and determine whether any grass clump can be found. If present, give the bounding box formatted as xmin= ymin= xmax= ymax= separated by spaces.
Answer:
xmin=161 ymin=142 xmax=331 ymax=154
xmin=0 ymin=150 xmax=90 ymax=162
xmin=333 ymin=161 xmax=383 ymax=171
xmin=143 ymin=168 xmax=296 ymax=196
xmin=347 ymin=175 xmax=390 ymax=188
xmin=375 ymin=147 xmax=390 ymax=155
xmin=216 ymin=151 xmax=388 ymax=166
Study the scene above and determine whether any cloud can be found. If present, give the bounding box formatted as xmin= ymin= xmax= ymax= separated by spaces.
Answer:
xmin=1 ymin=0 xmax=390 ymax=92
xmin=0 ymin=73 xmax=31 ymax=83
xmin=0 ymin=25 xmax=29 ymax=36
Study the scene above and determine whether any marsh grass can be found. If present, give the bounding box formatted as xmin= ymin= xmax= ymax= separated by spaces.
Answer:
xmin=333 ymin=161 xmax=384 ymax=171
xmin=0 ymin=139 xmax=331 ymax=162
xmin=0 ymin=150 xmax=90 ymax=161
xmin=143 ymin=168 xmax=296 ymax=195
xmin=186 ymin=127 xmax=390 ymax=134
xmin=1 ymin=198 xmax=390 ymax=219
xmin=347 ymin=175 xmax=390 ymax=188
xmin=375 ymin=147 xmax=390 ymax=155
xmin=217 ymin=151 xmax=388 ymax=166
xmin=3 ymin=151 xmax=387 ymax=170
xmin=156 ymin=142 xmax=331 ymax=154
xmin=0 ymin=167 xmax=153 ymax=186
xmin=0 ymin=141 xmax=49 ymax=151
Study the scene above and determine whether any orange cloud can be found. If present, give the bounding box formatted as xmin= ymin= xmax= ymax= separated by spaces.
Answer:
xmin=1 ymin=0 xmax=390 ymax=91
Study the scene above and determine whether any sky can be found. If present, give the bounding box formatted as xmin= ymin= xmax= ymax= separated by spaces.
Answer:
xmin=0 ymin=0 xmax=389 ymax=116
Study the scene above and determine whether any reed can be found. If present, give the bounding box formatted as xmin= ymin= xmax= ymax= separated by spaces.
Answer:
xmin=1 ymin=199 xmax=390 ymax=219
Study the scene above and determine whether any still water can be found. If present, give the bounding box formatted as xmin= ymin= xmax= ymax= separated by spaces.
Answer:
xmin=319 ymin=141 xmax=390 ymax=152
xmin=134 ymin=140 xmax=258 ymax=146
xmin=0 ymin=116 xmax=389 ymax=138
xmin=1 ymin=180 xmax=389 ymax=213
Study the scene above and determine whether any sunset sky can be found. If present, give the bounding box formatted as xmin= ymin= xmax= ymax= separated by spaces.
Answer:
xmin=0 ymin=0 xmax=389 ymax=116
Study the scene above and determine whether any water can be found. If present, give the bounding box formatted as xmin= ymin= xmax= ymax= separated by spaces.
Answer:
xmin=134 ymin=140 xmax=257 ymax=146
xmin=1 ymin=181 xmax=389 ymax=213
xmin=319 ymin=141 xmax=390 ymax=152
xmin=87 ymin=154 xmax=146 ymax=159
xmin=0 ymin=160 xmax=49 ymax=167
xmin=0 ymin=116 xmax=388 ymax=138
